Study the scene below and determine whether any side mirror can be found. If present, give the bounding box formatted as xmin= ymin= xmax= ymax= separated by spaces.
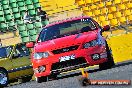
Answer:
xmin=103 ymin=25 xmax=110 ymax=31
xmin=26 ymin=42 xmax=34 ymax=48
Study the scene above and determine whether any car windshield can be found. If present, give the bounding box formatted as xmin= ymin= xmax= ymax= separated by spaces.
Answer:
xmin=0 ymin=46 xmax=12 ymax=59
xmin=38 ymin=18 xmax=96 ymax=42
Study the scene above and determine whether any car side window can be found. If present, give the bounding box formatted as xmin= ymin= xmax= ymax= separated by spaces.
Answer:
xmin=13 ymin=44 xmax=30 ymax=58
xmin=6 ymin=46 xmax=13 ymax=57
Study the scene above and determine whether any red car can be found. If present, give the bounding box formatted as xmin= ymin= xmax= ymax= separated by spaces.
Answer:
xmin=26 ymin=16 xmax=115 ymax=83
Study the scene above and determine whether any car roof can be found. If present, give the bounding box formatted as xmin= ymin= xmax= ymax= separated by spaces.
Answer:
xmin=44 ymin=16 xmax=91 ymax=28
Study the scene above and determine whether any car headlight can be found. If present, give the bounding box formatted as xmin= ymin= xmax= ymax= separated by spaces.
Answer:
xmin=33 ymin=52 xmax=49 ymax=60
xmin=83 ymin=40 xmax=98 ymax=48
xmin=91 ymin=40 xmax=98 ymax=46
xmin=84 ymin=42 xmax=91 ymax=48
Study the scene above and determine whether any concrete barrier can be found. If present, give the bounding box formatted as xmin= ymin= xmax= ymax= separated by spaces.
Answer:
xmin=107 ymin=33 xmax=132 ymax=63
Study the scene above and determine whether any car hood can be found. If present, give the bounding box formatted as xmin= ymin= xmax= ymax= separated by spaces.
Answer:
xmin=0 ymin=58 xmax=8 ymax=66
xmin=34 ymin=31 xmax=98 ymax=52
xmin=0 ymin=58 xmax=7 ymax=61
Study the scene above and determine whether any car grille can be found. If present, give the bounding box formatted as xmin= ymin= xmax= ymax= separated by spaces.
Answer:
xmin=51 ymin=57 xmax=88 ymax=73
xmin=52 ymin=45 xmax=79 ymax=54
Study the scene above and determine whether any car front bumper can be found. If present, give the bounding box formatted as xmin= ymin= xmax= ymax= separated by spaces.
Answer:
xmin=32 ymin=45 xmax=108 ymax=77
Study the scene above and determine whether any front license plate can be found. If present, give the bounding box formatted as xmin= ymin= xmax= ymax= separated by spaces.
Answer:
xmin=60 ymin=55 xmax=75 ymax=62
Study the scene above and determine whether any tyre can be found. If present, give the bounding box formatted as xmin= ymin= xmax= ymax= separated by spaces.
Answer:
xmin=50 ymin=73 xmax=58 ymax=80
xmin=0 ymin=69 xmax=8 ymax=87
xmin=99 ymin=41 xmax=115 ymax=70
xmin=35 ymin=76 xmax=48 ymax=83
xmin=78 ymin=77 xmax=91 ymax=86
xmin=21 ymin=76 xmax=32 ymax=83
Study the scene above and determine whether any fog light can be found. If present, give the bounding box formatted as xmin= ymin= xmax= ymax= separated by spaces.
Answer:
xmin=38 ymin=66 xmax=46 ymax=73
xmin=92 ymin=54 xmax=100 ymax=60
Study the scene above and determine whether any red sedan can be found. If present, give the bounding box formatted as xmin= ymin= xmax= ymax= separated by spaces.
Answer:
xmin=26 ymin=16 xmax=115 ymax=83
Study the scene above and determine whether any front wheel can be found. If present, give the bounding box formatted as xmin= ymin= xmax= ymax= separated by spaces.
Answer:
xmin=99 ymin=42 xmax=115 ymax=70
xmin=0 ymin=69 xmax=8 ymax=87
xmin=35 ymin=76 xmax=48 ymax=83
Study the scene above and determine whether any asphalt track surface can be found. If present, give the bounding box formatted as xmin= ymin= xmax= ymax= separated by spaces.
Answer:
xmin=7 ymin=60 xmax=132 ymax=88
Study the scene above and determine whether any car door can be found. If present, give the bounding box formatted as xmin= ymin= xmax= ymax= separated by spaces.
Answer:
xmin=11 ymin=43 xmax=33 ymax=78
xmin=0 ymin=46 xmax=16 ymax=79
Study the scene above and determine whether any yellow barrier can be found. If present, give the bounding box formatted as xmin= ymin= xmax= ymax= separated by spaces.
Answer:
xmin=107 ymin=33 xmax=132 ymax=63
